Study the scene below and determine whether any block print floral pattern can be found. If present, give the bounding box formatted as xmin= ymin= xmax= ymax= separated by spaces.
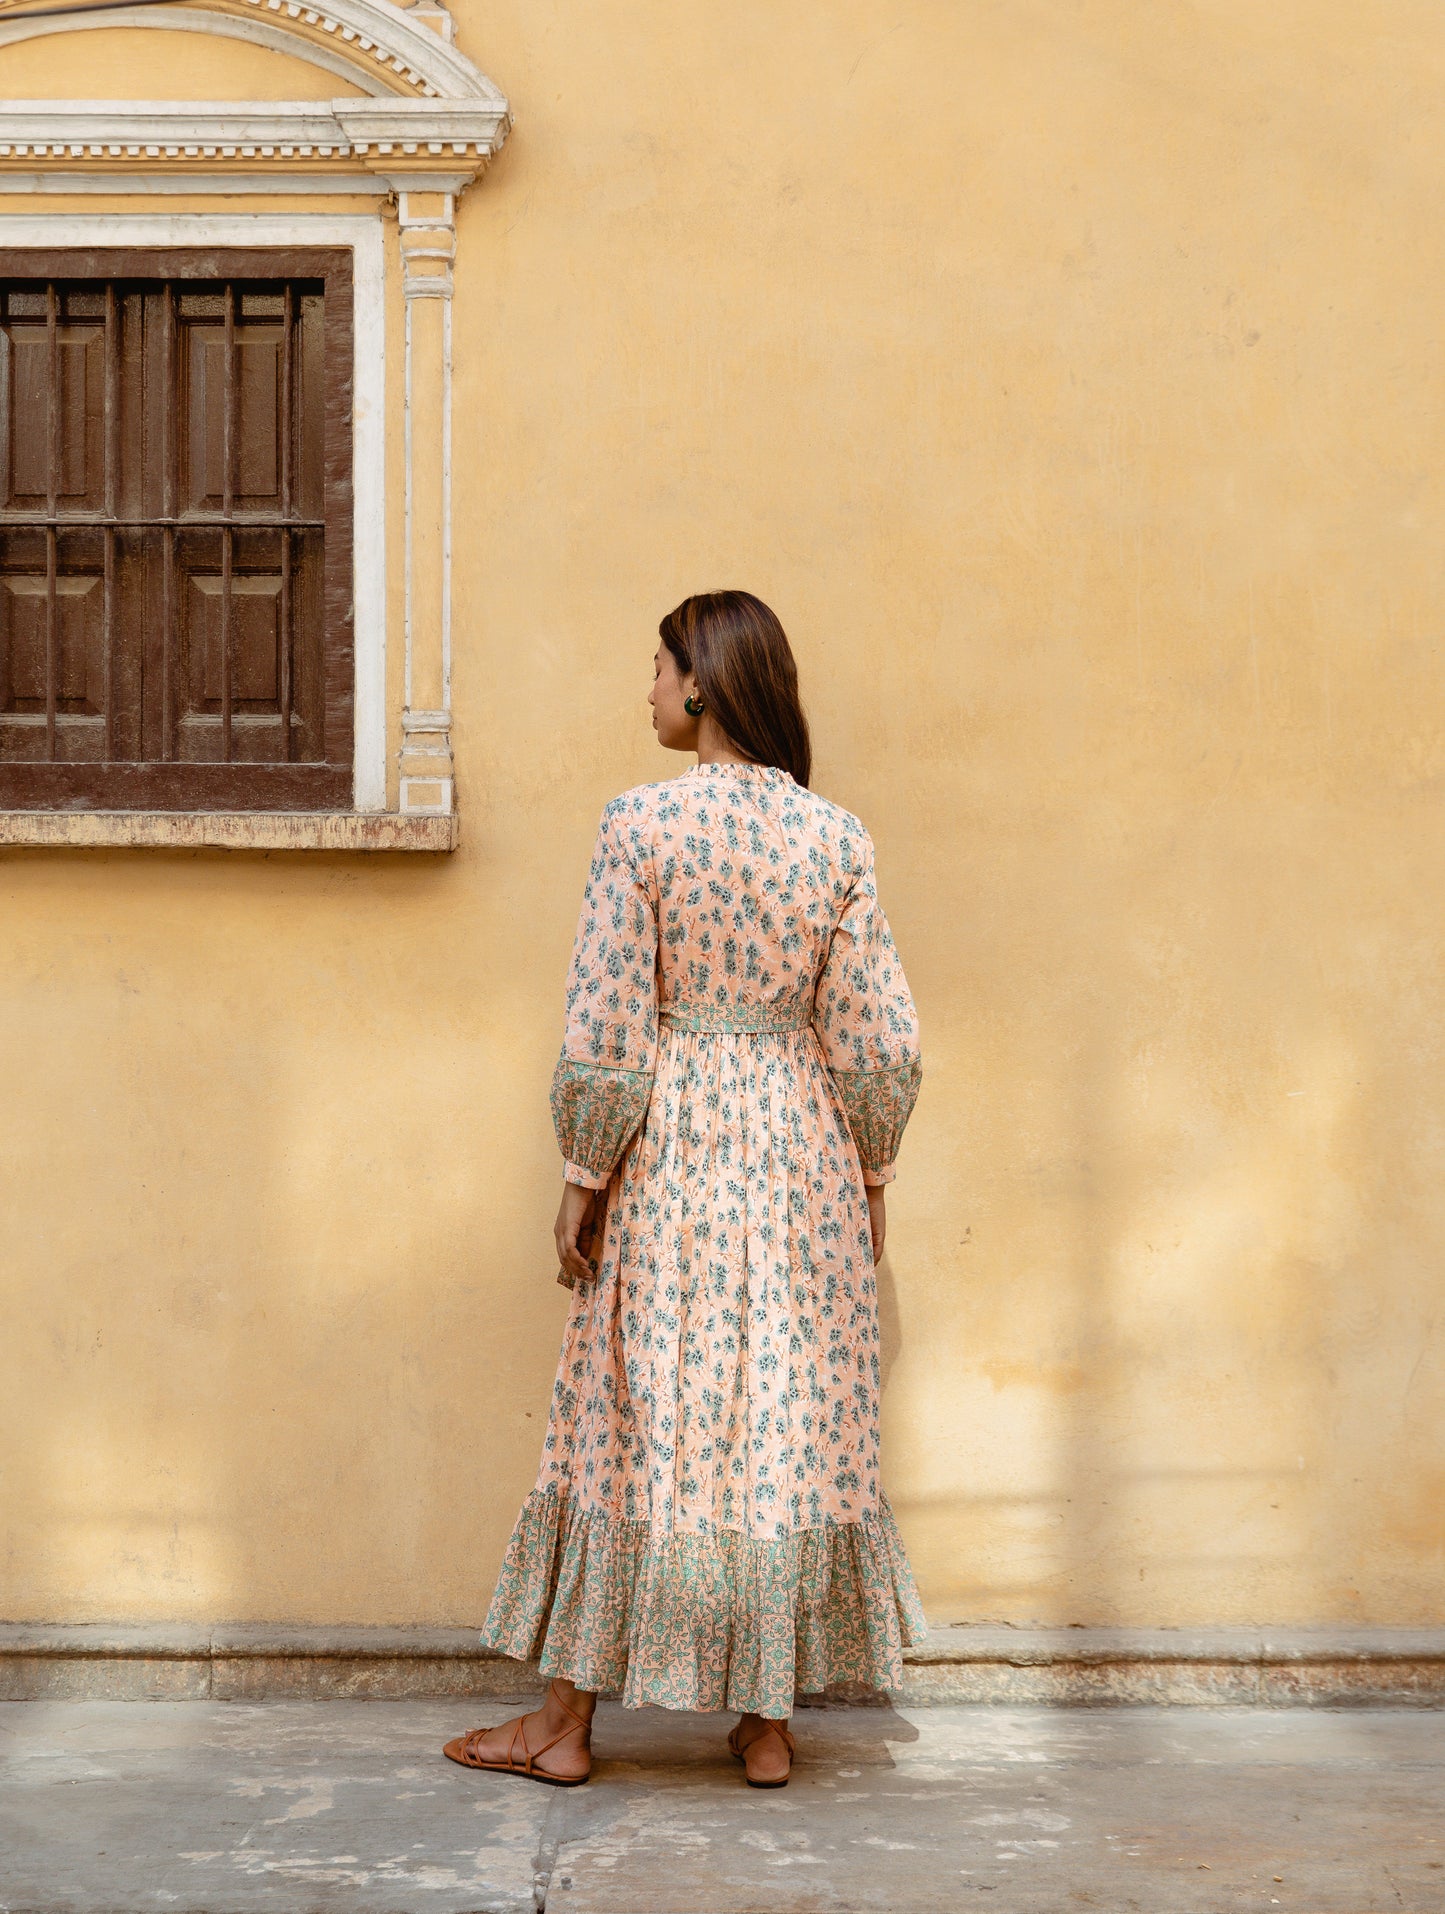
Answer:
xmin=481 ymin=761 xmax=927 ymax=1715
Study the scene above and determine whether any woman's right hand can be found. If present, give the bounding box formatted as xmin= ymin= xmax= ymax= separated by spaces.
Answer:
xmin=555 ymin=1179 xmax=600 ymax=1284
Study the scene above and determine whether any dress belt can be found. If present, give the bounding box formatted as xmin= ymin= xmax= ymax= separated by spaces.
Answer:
xmin=659 ymin=1001 xmax=814 ymax=1035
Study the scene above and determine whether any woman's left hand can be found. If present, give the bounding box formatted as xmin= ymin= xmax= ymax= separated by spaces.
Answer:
xmin=555 ymin=1180 xmax=600 ymax=1284
xmin=866 ymin=1185 xmax=886 ymax=1263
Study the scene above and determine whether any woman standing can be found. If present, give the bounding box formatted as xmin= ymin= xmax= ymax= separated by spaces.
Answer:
xmin=445 ymin=591 xmax=926 ymax=1789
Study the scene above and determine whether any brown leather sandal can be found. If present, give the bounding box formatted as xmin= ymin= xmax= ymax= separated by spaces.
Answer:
xmin=442 ymin=1681 xmax=592 ymax=1786
xmin=727 ymin=1717 xmax=795 ymax=1788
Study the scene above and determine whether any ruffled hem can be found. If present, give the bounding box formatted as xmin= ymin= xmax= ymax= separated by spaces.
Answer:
xmin=479 ymin=1485 xmax=929 ymax=1716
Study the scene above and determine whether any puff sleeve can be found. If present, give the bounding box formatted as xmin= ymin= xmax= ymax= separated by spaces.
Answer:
xmin=549 ymin=797 xmax=660 ymax=1188
xmin=811 ymin=827 xmax=922 ymax=1185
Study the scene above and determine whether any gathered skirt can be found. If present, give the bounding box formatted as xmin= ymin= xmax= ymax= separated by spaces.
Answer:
xmin=480 ymin=1022 xmax=927 ymax=1716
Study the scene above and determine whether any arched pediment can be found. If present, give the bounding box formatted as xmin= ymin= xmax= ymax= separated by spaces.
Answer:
xmin=0 ymin=0 xmax=510 ymax=183
xmin=0 ymin=23 xmax=376 ymax=101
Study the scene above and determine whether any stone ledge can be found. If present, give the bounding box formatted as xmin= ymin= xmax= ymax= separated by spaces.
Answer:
xmin=906 ymin=1624 xmax=1445 ymax=1664
xmin=0 ymin=811 xmax=459 ymax=852
xmin=2 ymin=1624 xmax=1441 ymax=1705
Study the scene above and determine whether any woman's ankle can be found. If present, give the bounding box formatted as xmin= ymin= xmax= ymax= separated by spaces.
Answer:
xmin=546 ymin=1678 xmax=597 ymax=1720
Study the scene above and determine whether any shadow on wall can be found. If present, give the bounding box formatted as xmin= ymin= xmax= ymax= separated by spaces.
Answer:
xmin=885 ymin=805 xmax=1443 ymax=1629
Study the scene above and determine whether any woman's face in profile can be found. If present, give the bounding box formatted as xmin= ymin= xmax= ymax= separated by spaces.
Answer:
xmin=650 ymin=642 xmax=695 ymax=752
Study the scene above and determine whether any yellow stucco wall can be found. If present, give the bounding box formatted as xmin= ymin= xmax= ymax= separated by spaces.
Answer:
xmin=2 ymin=2 xmax=1442 ymax=1627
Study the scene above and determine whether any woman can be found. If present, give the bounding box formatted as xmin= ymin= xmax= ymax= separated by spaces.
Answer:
xmin=444 ymin=590 xmax=926 ymax=1789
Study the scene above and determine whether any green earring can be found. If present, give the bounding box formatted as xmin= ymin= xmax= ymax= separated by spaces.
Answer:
xmin=684 ymin=694 xmax=705 ymax=717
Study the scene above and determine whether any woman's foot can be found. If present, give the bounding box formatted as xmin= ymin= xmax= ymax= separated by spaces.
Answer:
xmin=442 ymin=1678 xmax=596 ymax=1785
xmin=727 ymin=1712 xmax=795 ymax=1788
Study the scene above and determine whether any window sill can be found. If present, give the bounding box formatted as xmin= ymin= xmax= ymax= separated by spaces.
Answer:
xmin=0 ymin=811 xmax=458 ymax=852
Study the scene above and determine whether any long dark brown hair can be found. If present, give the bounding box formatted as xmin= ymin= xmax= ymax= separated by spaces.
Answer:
xmin=659 ymin=590 xmax=812 ymax=787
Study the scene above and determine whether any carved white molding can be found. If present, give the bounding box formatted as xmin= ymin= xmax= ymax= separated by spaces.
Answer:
xmin=0 ymin=0 xmax=509 ymax=102
xmin=395 ymin=188 xmax=454 ymax=816
xmin=0 ymin=100 xmax=507 ymax=164
xmin=0 ymin=0 xmax=512 ymax=188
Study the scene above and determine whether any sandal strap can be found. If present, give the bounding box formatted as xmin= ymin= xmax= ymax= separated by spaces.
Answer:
xmin=458 ymin=1692 xmax=590 ymax=1775
xmin=545 ymin=1680 xmax=593 ymax=1735
xmin=509 ymin=1684 xmax=591 ymax=1775
xmin=731 ymin=1717 xmax=795 ymax=1764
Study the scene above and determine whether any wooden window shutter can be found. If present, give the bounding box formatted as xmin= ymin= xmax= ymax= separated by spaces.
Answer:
xmin=0 ymin=247 xmax=353 ymax=811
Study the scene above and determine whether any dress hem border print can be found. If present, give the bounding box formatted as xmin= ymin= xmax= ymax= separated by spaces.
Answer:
xmin=479 ymin=1484 xmax=928 ymax=1717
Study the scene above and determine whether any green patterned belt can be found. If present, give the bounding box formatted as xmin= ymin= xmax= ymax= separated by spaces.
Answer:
xmin=659 ymin=1001 xmax=814 ymax=1034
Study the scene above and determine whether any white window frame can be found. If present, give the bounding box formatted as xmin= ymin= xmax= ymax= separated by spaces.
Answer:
xmin=0 ymin=213 xmax=387 ymax=809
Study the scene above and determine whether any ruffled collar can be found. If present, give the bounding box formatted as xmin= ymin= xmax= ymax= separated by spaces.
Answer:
xmin=684 ymin=760 xmax=792 ymax=782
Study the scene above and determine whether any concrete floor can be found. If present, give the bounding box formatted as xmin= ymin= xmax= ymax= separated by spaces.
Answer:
xmin=1 ymin=1699 xmax=1442 ymax=1914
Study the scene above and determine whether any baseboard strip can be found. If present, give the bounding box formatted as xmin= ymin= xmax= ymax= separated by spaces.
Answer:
xmin=2 ymin=1623 xmax=1442 ymax=1705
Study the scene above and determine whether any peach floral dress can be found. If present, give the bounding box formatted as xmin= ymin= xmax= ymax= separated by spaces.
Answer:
xmin=480 ymin=760 xmax=927 ymax=1715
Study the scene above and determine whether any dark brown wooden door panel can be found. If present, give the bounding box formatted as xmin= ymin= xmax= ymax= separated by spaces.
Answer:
xmin=1 ymin=308 xmax=107 ymax=513
xmin=0 ymin=248 xmax=352 ymax=811
xmin=4 ymin=761 xmax=352 ymax=810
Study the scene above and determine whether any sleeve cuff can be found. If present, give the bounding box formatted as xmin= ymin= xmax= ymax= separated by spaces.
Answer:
xmin=861 ymin=1162 xmax=896 ymax=1187
xmin=563 ymin=1160 xmax=611 ymax=1190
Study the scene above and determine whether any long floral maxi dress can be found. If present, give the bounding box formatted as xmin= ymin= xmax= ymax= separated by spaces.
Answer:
xmin=480 ymin=760 xmax=927 ymax=1716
